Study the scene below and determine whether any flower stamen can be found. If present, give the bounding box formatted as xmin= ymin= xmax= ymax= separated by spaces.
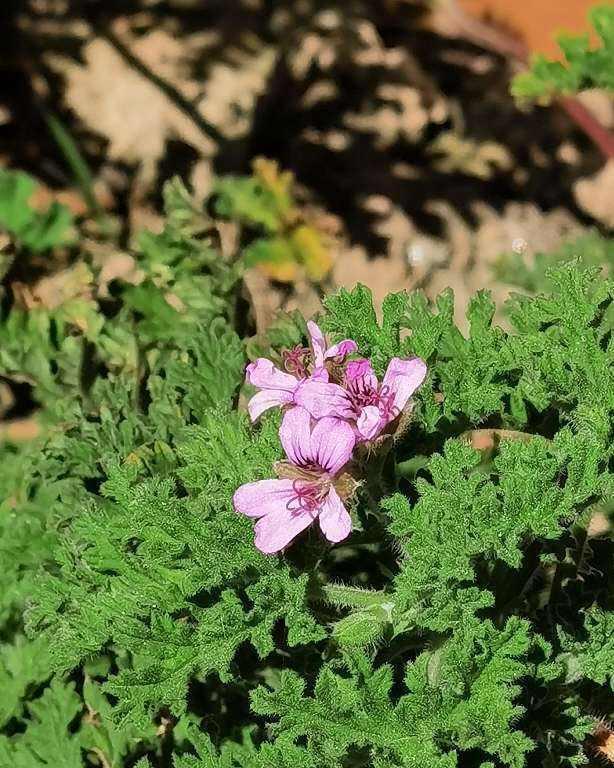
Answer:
xmin=282 ymin=346 xmax=312 ymax=379
xmin=287 ymin=479 xmax=329 ymax=514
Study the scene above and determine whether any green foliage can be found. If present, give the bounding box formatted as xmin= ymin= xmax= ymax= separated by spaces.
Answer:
xmin=173 ymin=723 xmax=319 ymax=768
xmin=314 ymin=265 xmax=613 ymax=764
xmin=512 ymin=4 xmax=614 ymax=100
xmin=252 ymin=621 xmax=532 ymax=768
xmin=0 ymin=678 xmax=83 ymax=768
xmin=0 ymin=636 xmax=53 ymax=729
xmin=559 ymin=608 xmax=614 ymax=688
xmin=0 ymin=176 xmax=238 ymax=405
xmin=1 ymin=167 xmax=613 ymax=768
xmin=0 ymin=168 xmax=74 ymax=254
xmin=384 ymin=426 xmax=609 ymax=633
xmin=81 ymin=673 xmax=157 ymax=768
xmin=322 ymin=285 xmax=409 ymax=375
xmin=127 ymin=180 xmax=237 ymax=345
xmin=394 ymin=263 xmax=614 ymax=431
xmin=0 ymin=673 xmax=151 ymax=768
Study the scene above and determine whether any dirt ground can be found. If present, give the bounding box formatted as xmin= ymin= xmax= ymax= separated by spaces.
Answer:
xmin=2 ymin=0 xmax=613 ymax=329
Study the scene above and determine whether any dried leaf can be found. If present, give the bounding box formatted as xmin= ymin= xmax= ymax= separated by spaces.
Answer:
xmin=95 ymin=251 xmax=145 ymax=298
xmin=13 ymin=262 xmax=93 ymax=311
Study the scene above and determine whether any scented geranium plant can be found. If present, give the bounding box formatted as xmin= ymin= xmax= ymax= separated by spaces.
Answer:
xmin=0 ymin=176 xmax=612 ymax=768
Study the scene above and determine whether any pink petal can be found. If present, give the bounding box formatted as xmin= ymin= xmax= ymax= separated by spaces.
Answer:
xmin=279 ymin=407 xmax=312 ymax=466
xmin=254 ymin=505 xmax=316 ymax=554
xmin=248 ymin=389 xmax=294 ymax=421
xmin=346 ymin=359 xmax=378 ymax=390
xmin=310 ymin=418 xmax=355 ymax=474
xmin=324 ymin=339 xmax=358 ymax=360
xmin=310 ymin=367 xmax=329 ymax=383
xmin=318 ymin=486 xmax=352 ymax=543
xmin=356 ymin=405 xmax=382 ymax=440
xmin=246 ymin=359 xmax=298 ymax=392
xmin=307 ymin=320 xmax=327 ymax=368
xmin=233 ymin=479 xmax=297 ymax=519
xmin=381 ymin=357 xmax=427 ymax=416
xmin=294 ymin=380 xmax=353 ymax=420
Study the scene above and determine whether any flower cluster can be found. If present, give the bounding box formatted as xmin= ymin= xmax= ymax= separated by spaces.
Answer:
xmin=234 ymin=321 xmax=427 ymax=554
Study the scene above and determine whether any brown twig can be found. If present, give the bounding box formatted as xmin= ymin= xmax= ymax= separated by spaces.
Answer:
xmin=559 ymin=96 xmax=614 ymax=162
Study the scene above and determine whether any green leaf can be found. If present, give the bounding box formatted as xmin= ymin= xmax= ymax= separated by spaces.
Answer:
xmin=322 ymin=284 xmax=408 ymax=374
xmin=0 ymin=636 xmax=53 ymax=728
xmin=0 ymin=169 xmax=73 ymax=252
xmin=0 ymin=679 xmax=83 ymax=768
xmin=559 ymin=608 xmax=614 ymax=688
xmin=81 ymin=676 xmax=155 ymax=766
xmin=214 ymin=175 xmax=290 ymax=233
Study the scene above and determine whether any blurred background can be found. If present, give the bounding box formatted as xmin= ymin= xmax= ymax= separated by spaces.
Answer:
xmin=2 ymin=0 xmax=612 ymax=331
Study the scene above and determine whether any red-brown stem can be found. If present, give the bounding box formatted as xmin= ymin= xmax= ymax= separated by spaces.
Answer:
xmin=432 ymin=0 xmax=614 ymax=160
xmin=559 ymin=96 xmax=614 ymax=160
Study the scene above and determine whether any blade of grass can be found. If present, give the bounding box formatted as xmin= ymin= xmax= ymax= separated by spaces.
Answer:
xmin=45 ymin=111 xmax=111 ymax=233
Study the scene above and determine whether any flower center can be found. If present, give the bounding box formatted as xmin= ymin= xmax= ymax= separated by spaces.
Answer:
xmin=346 ymin=377 xmax=399 ymax=420
xmin=282 ymin=346 xmax=312 ymax=379
xmin=275 ymin=463 xmax=331 ymax=514
xmin=287 ymin=479 xmax=330 ymax=514
xmin=376 ymin=384 xmax=398 ymax=420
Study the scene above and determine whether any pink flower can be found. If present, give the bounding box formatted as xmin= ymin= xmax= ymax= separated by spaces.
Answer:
xmin=233 ymin=407 xmax=356 ymax=554
xmin=295 ymin=356 xmax=427 ymax=441
xmin=245 ymin=321 xmax=357 ymax=421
